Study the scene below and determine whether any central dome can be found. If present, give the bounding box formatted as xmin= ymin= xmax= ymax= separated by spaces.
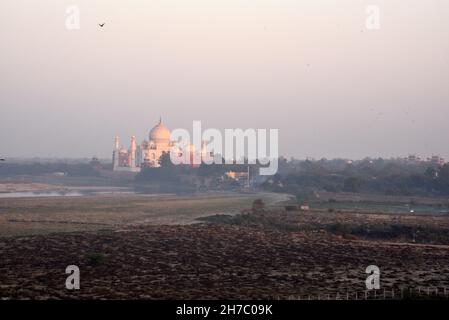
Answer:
xmin=149 ymin=119 xmax=171 ymax=142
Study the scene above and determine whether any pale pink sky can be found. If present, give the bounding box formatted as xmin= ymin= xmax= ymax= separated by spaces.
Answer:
xmin=0 ymin=0 xmax=448 ymax=159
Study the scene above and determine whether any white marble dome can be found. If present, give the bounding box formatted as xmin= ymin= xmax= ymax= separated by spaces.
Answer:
xmin=149 ymin=119 xmax=171 ymax=143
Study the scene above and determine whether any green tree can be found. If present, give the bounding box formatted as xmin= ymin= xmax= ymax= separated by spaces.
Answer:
xmin=343 ymin=177 xmax=361 ymax=193
xmin=158 ymin=151 xmax=174 ymax=168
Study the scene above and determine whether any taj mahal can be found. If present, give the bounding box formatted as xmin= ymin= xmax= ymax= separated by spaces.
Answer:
xmin=112 ymin=118 xmax=210 ymax=172
xmin=112 ymin=118 xmax=174 ymax=172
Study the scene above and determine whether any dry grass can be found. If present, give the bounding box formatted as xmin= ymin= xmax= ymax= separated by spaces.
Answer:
xmin=0 ymin=192 xmax=291 ymax=237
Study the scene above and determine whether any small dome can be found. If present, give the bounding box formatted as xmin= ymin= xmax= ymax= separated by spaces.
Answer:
xmin=149 ymin=119 xmax=171 ymax=142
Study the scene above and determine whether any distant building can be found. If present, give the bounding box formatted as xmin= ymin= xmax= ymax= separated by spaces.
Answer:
xmin=112 ymin=119 xmax=173 ymax=172
xmin=428 ymin=155 xmax=445 ymax=166
xmin=112 ymin=118 xmax=211 ymax=172
xmin=224 ymin=167 xmax=250 ymax=187
xmin=224 ymin=171 xmax=248 ymax=180
xmin=406 ymin=154 xmax=422 ymax=163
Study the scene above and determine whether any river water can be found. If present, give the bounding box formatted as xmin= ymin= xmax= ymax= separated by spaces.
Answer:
xmin=0 ymin=190 xmax=139 ymax=198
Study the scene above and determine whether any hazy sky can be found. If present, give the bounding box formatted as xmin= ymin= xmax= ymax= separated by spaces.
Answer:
xmin=1 ymin=0 xmax=448 ymax=159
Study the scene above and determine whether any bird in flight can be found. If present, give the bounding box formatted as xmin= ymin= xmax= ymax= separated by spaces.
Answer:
xmin=99 ymin=23 xmax=105 ymax=27
xmin=0 ymin=158 xmax=5 ymax=161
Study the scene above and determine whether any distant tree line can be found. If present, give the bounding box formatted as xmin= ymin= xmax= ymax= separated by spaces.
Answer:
xmin=135 ymin=154 xmax=449 ymax=197
xmin=4 ymin=155 xmax=449 ymax=197
xmin=0 ymin=162 xmax=99 ymax=177
xmin=259 ymin=158 xmax=449 ymax=197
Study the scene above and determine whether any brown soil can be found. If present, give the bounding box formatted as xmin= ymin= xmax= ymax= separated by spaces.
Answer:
xmin=1 ymin=223 xmax=448 ymax=299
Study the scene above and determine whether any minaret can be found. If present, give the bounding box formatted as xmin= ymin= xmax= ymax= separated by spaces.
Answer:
xmin=130 ymin=136 xmax=137 ymax=168
xmin=114 ymin=135 xmax=120 ymax=151
xmin=113 ymin=135 xmax=120 ymax=170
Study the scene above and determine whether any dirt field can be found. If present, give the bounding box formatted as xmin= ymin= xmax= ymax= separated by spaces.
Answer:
xmin=1 ymin=223 xmax=448 ymax=299
xmin=0 ymin=192 xmax=292 ymax=237
xmin=1 ymin=192 xmax=449 ymax=299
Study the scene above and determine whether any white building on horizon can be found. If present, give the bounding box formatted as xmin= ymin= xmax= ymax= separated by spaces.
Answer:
xmin=112 ymin=118 xmax=213 ymax=172
xmin=112 ymin=118 xmax=174 ymax=172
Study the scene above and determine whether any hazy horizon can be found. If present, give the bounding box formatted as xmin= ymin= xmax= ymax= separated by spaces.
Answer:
xmin=1 ymin=0 xmax=448 ymax=160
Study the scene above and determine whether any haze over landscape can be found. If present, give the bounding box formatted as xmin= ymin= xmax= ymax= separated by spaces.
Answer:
xmin=1 ymin=0 xmax=448 ymax=159
xmin=2 ymin=1 xmax=449 ymax=305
